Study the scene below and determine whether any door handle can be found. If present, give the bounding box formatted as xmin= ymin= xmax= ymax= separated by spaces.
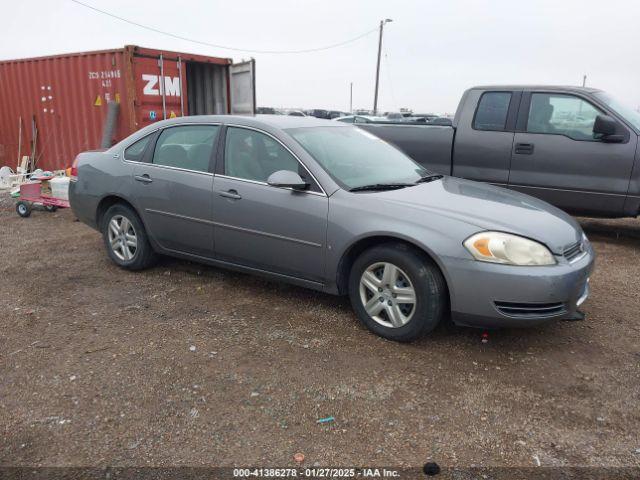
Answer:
xmin=514 ymin=143 xmax=534 ymax=155
xmin=219 ymin=189 xmax=242 ymax=200
xmin=134 ymin=174 xmax=153 ymax=184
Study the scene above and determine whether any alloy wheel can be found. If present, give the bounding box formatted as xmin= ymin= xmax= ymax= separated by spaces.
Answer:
xmin=108 ymin=215 xmax=138 ymax=261
xmin=359 ymin=262 xmax=417 ymax=328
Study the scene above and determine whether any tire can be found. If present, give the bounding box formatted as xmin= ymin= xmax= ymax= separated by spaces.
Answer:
xmin=348 ymin=243 xmax=447 ymax=342
xmin=102 ymin=203 xmax=157 ymax=270
xmin=44 ymin=205 xmax=58 ymax=212
xmin=16 ymin=201 xmax=32 ymax=218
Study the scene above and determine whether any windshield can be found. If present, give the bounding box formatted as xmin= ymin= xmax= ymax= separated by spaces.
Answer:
xmin=593 ymin=91 xmax=640 ymax=131
xmin=286 ymin=126 xmax=429 ymax=189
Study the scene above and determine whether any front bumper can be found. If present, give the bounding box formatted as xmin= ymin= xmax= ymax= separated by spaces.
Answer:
xmin=445 ymin=243 xmax=594 ymax=328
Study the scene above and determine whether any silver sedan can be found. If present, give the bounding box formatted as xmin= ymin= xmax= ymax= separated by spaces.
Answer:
xmin=69 ymin=115 xmax=593 ymax=342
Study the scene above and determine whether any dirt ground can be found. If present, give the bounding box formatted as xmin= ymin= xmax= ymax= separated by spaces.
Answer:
xmin=1 ymin=192 xmax=639 ymax=471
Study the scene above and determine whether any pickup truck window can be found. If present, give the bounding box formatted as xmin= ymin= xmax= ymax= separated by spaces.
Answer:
xmin=527 ymin=93 xmax=602 ymax=141
xmin=473 ymin=92 xmax=511 ymax=131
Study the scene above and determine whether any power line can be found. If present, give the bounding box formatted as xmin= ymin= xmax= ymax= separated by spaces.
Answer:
xmin=70 ymin=0 xmax=378 ymax=54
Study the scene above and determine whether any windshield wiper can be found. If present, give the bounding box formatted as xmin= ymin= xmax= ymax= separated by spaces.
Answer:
xmin=349 ymin=183 xmax=414 ymax=192
xmin=415 ymin=174 xmax=443 ymax=184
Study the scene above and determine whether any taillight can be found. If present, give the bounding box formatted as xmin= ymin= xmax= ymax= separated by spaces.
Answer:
xmin=69 ymin=156 xmax=79 ymax=181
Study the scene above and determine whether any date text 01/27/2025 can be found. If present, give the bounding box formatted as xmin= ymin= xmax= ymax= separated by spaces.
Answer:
xmin=232 ymin=468 xmax=402 ymax=478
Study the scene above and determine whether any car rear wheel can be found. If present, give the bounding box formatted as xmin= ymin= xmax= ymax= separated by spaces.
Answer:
xmin=102 ymin=204 xmax=156 ymax=270
xmin=348 ymin=243 xmax=447 ymax=342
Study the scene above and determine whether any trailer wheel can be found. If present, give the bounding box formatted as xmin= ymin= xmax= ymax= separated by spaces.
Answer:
xmin=44 ymin=205 xmax=58 ymax=212
xmin=16 ymin=201 xmax=32 ymax=218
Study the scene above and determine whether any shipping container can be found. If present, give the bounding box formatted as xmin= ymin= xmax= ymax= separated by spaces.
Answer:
xmin=0 ymin=45 xmax=256 ymax=171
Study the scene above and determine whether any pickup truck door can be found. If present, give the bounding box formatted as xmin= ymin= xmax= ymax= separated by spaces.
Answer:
xmin=451 ymin=89 xmax=520 ymax=186
xmin=508 ymin=91 xmax=637 ymax=216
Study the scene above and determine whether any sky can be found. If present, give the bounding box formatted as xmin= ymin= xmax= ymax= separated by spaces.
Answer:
xmin=2 ymin=0 xmax=639 ymax=114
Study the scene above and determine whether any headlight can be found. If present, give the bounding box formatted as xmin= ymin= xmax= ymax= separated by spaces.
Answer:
xmin=464 ymin=231 xmax=556 ymax=266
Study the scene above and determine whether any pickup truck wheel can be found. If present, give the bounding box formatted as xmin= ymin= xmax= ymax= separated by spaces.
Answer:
xmin=348 ymin=243 xmax=446 ymax=342
xmin=102 ymin=204 xmax=157 ymax=270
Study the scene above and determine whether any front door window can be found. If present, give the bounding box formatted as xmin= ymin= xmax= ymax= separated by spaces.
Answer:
xmin=527 ymin=93 xmax=602 ymax=141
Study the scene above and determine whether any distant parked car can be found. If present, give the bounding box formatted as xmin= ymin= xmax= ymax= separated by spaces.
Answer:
xmin=430 ymin=117 xmax=453 ymax=126
xmin=286 ymin=110 xmax=307 ymax=117
xmin=335 ymin=115 xmax=375 ymax=124
xmin=411 ymin=113 xmax=440 ymax=123
xmin=328 ymin=111 xmax=346 ymax=120
xmin=256 ymin=107 xmax=280 ymax=115
xmin=385 ymin=112 xmax=404 ymax=121
xmin=307 ymin=109 xmax=330 ymax=119
xmin=70 ymin=115 xmax=593 ymax=342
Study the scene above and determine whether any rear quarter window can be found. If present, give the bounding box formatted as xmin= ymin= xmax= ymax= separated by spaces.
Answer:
xmin=124 ymin=134 xmax=153 ymax=162
xmin=473 ymin=92 xmax=512 ymax=131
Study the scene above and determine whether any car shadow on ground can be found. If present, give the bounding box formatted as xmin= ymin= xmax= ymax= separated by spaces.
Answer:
xmin=154 ymin=255 xmax=574 ymax=354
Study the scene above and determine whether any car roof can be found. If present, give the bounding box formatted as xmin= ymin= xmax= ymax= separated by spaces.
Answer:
xmin=142 ymin=114 xmax=347 ymax=131
xmin=471 ymin=85 xmax=602 ymax=94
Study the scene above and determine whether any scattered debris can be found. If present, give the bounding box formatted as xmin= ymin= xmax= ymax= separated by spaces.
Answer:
xmin=84 ymin=346 xmax=110 ymax=354
xmin=293 ymin=453 xmax=305 ymax=463
xmin=481 ymin=332 xmax=489 ymax=344
xmin=533 ymin=454 xmax=541 ymax=466
xmin=250 ymin=392 xmax=260 ymax=397
xmin=189 ymin=345 xmax=196 ymax=352
xmin=423 ymin=462 xmax=440 ymax=476
xmin=69 ymin=375 xmax=77 ymax=381
xmin=127 ymin=440 xmax=141 ymax=450
xmin=189 ymin=408 xmax=199 ymax=418
xmin=316 ymin=416 xmax=335 ymax=424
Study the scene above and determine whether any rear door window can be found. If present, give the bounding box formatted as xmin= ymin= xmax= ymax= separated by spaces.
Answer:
xmin=473 ymin=92 xmax=512 ymax=131
xmin=152 ymin=125 xmax=220 ymax=172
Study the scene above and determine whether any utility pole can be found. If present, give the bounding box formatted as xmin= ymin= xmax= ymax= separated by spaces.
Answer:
xmin=582 ymin=74 xmax=587 ymax=87
xmin=349 ymin=82 xmax=353 ymax=113
xmin=373 ymin=18 xmax=392 ymax=115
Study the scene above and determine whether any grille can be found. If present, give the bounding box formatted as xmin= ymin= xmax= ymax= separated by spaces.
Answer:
xmin=494 ymin=301 xmax=566 ymax=318
xmin=563 ymin=242 xmax=585 ymax=262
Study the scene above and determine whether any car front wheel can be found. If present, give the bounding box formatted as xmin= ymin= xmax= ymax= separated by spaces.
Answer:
xmin=102 ymin=204 xmax=156 ymax=270
xmin=348 ymin=243 xmax=447 ymax=342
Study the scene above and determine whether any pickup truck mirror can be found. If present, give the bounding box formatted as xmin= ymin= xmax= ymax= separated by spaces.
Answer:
xmin=593 ymin=114 xmax=624 ymax=143
xmin=267 ymin=170 xmax=308 ymax=190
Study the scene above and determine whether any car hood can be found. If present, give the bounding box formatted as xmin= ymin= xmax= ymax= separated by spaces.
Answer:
xmin=364 ymin=176 xmax=582 ymax=254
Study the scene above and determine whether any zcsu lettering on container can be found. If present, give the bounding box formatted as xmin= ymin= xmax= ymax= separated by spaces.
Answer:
xmin=88 ymin=70 xmax=122 ymax=88
xmin=141 ymin=74 xmax=181 ymax=97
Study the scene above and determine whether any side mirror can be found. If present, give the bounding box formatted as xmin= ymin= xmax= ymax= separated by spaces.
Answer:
xmin=267 ymin=170 xmax=308 ymax=190
xmin=593 ymin=114 xmax=624 ymax=143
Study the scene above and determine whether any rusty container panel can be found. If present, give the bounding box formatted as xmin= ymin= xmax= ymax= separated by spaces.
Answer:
xmin=0 ymin=46 xmax=234 ymax=172
xmin=0 ymin=49 xmax=132 ymax=171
